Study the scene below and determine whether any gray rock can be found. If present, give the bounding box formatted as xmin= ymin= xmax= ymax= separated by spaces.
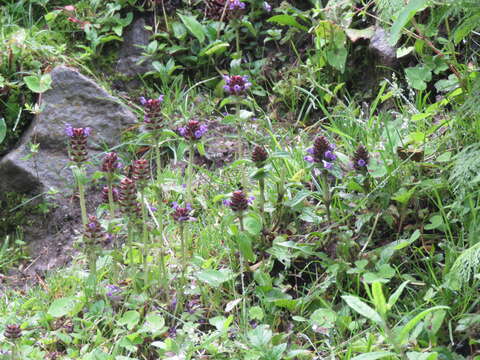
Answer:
xmin=0 ymin=65 xmax=135 ymax=272
xmin=116 ymin=18 xmax=153 ymax=79
xmin=369 ymin=27 xmax=397 ymax=66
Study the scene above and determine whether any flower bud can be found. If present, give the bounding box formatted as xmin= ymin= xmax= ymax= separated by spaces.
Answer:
xmin=353 ymin=145 xmax=370 ymax=171
xmin=252 ymin=145 xmax=268 ymax=167
xmin=119 ymin=178 xmax=138 ymax=215
xmin=65 ymin=124 xmax=91 ymax=163
xmin=229 ymin=190 xmax=249 ymax=212
xmin=4 ymin=324 xmax=22 ymax=339
xmin=132 ymin=159 xmax=150 ymax=183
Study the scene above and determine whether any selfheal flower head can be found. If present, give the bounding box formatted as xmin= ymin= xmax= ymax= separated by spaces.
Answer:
xmin=223 ymin=75 xmax=251 ymax=96
xmin=352 ymin=145 xmax=370 ymax=172
xmin=172 ymin=202 xmax=195 ymax=222
xmin=65 ymin=124 xmax=91 ymax=163
xmin=229 ymin=190 xmax=250 ymax=212
xmin=228 ymin=0 xmax=246 ymax=10
xmin=101 ymin=152 xmax=120 ymax=173
xmin=132 ymin=158 xmax=150 ymax=183
xmin=263 ymin=1 xmax=272 ymax=11
xmin=119 ymin=177 xmax=139 ymax=216
xmin=141 ymin=95 xmax=164 ymax=130
xmin=102 ymin=185 xmax=119 ymax=203
xmin=252 ymin=145 xmax=268 ymax=167
xmin=84 ymin=215 xmax=106 ymax=245
xmin=178 ymin=120 xmax=208 ymax=141
xmin=305 ymin=135 xmax=337 ymax=168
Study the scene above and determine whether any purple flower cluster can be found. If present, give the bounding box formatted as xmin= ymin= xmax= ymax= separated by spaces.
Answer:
xmin=178 ymin=120 xmax=208 ymax=141
xmin=223 ymin=190 xmax=254 ymax=212
xmin=65 ymin=124 xmax=91 ymax=163
xmin=172 ymin=202 xmax=196 ymax=222
xmin=304 ymin=136 xmax=337 ymax=170
xmin=140 ymin=96 xmax=164 ymax=130
xmin=102 ymin=152 xmax=121 ymax=173
xmin=228 ymin=0 xmax=246 ymax=10
xmin=223 ymin=75 xmax=252 ymax=95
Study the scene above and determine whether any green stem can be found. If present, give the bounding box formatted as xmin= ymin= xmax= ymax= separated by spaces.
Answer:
xmin=235 ymin=23 xmax=240 ymax=54
xmin=259 ymin=178 xmax=265 ymax=216
xmin=238 ymin=213 xmax=247 ymax=334
xmin=186 ymin=144 xmax=195 ymax=204
xmin=320 ymin=171 xmax=331 ymax=224
xmin=107 ymin=176 xmax=116 ymax=217
xmin=157 ymin=200 xmax=167 ymax=293
xmin=155 ymin=137 xmax=162 ymax=181
xmin=77 ymin=169 xmax=88 ymax=227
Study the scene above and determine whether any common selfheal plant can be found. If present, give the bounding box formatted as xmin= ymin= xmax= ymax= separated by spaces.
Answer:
xmin=305 ymin=135 xmax=337 ymax=223
xmin=171 ymin=202 xmax=196 ymax=222
xmin=223 ymin=75 xmax=252 ymax=96
xmin=66 ymin=124 xmax=91 ymax=227
xmin=352 ymin=145 xmax=370 ymax=171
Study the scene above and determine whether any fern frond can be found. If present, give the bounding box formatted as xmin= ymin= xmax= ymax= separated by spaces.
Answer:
xmin=445 ymin=241 xmax=480 ymax=290
xmin=449 ymin=144 xmax=480 ymax=197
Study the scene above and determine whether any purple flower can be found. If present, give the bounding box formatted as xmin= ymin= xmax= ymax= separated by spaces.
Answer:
xmin=177 ymin=120 xmax=208 ymax=141
xmin=223 ymin=75 xmax=251 ymax=95
xmin=222 ymin=199 xmax=232 ymax=206
xmin=65 ymin=124 xmax=91 ymax=163
xmin=357 ymin=159 xmax=366 ymax=167
xmin=228 ymin=0 xmax=246 ymax=10
xmin=141 ymin=95 xmax=164 ymax=130
xmin=263 ymin=2 xmax=272 ymax=11
xmin=305 ymin=135 xmax=337 ymax=169
xmin=172 ymin=202 xmax=195 ymax=222
xmin=324 ymin=150 xmax=337 ymax=161
xmin=322 ymin=161 xmax=333 ymax=170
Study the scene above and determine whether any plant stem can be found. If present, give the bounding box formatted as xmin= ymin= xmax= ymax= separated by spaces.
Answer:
xmin=76 ymin=167 xmax=88 ymax=227
xmin=155 ymin=137 xmax=162 ymax=181
xmin=320 ymin=170 xmax=332 ymax=224
xmin=258 ymin=177 xmax=265 ymax=215
xmin=186 ymin=143 xmax=195 ymax=204
xmin=107 ymin=176 xmax=116 ymax=217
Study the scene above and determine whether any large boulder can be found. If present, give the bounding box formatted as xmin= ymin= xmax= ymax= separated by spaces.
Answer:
xmin=0 ymin=65 xmax=136 ymax=272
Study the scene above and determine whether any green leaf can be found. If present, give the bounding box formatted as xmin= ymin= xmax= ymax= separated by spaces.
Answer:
xmin=178 ymin=14 xmax=205 ymax=43
xmin=142 ymin=313 xmax=165 ymax=334
xmin=236 ymin=232 xmax=256 ymax=262
xmin=24 ymin=74 xmax=52 ymax=93
xmin=172 ymin=21 xmax=187 ymax=40
xmin=200 ymin=41 xmax=229 ymax=56
xmin=388 ymin=281 xmax=409 ymax=309
xmin=310 ymin=308 xmax=337 ymax=328
xmin=351 ymin=351 xmax=397 ymax=360
xmin=247 ymin=325 xmax=272 ymax=347
xmin=0 ymin=118 xmax=6 ymax=144
xmin=371 ymin=282 xmax=387 ymax=318
xmin=342 ymin=295 xmax=384 ymax=326
xmin=396 ymin=306 xmax=449 ymax=345
xmin=406 ymin=352 xmax=438 ymax=360
xmin=249 ymin=306 xmax=264 ymax=321
xmin=389 ymin=0 xmax=427 ymax=45
xmin=267 ymin=15 xmax=307 ymax=31
xmin=405 ymin=65 xmax=432 ymax=90
xmin=48 ymin=297 xmax=80 ymax=318
xmin=196 ymin=269 xmax=236 ymax=287
xmin=244 ymin=214 xmax=263 ymax=236
xmin=118 ymin=310 xmax=141 ymax=330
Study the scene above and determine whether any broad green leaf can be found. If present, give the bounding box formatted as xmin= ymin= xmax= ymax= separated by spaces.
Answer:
xmin=244 ymin=214 xmax=262 ymax=236
xmin=178 ymin=14 xmax=205 ymax=43
xmin=172 ymin=21 xmax=187 ymax=40
xmin=406 ymin=352 xmax=438 ymax=360
xmin=267 ymin=15 xmax=307 ymax=31
xmin=196 ymin=269 xmax=236 ymax=287
xmin=249 ymin=306 xmax=264 ymax=321
xmin=200 ymin=41 xmax=229 ymax=56
xmin=0 ymin=118 xmax=6 ymax=144
xmin=405 ymin=65 xmax=432 ymax=90
xmin=351 ymin=351 xmax=397 ymax=360
xmin=247 ymin=325 xmax=272 ymax=347
xmin=396 ymin=306 xmax=449 ymax=345
xmin=310 ymin=308 xmax=337 ymax=328
xmin=48 ymin=297 xmax=80 ymax=318
xmin=118 ymin=310 xmax=140 ymax=330
xmin=236 ymin=232 xmax=256 ymax=262
xmin=342 ymin=295 xmax=384 ymax=325
xmin=389 ymin=0 xmax=427 ymax=45
xmin=24 ymin=74 xmax=52 ymax=93
xmin=142 ymin=313 xmax=165 ymax=333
